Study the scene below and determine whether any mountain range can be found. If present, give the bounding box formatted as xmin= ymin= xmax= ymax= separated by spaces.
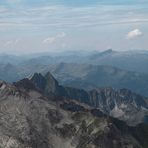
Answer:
xmin=0 ymin=73 xmax=148 ymax=148
xmin=19 ymin=49 xmax=148 ymax=74
xmin=13 ymin=72 xmax=148 ymax=126
xmin=1 ymin=50 xmax=148 ymax=97
xmin=48 ymin=63 xmax=148 ymax=96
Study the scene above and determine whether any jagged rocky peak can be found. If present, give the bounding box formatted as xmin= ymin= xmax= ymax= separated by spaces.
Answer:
xmin=31 ymin=72 xmax=46 ymax=91
xmin=14 ymin=72 xmax=60 ymax=96
xmin=92 ymin=87 xmax=148 ymax=110
xmin=31 ymin=72 xmax=44 ymax=80
xmin=45 ymin=72 xmax=59 ymax=85
xmin=30 ymin=72 xmax=45 ymax=83
xmin=44 ymin=71 xmax=60 ymax=95
xmin=30 ymin=72 xmax=60 ymax=95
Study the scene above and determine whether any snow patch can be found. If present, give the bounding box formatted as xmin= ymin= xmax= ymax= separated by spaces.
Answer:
xmin=120 ymin=103 xmax=127 ymax=109
xmin=110 ymin=104 xmax=125 ymax=118
xmin=0 ymin=83 xmax=6 ymax=90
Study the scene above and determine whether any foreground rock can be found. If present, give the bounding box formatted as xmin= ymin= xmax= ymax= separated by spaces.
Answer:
xmin=0 ymin=80 xmax=148 ymax=148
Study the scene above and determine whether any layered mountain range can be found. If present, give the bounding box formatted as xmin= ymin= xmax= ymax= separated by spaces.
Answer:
xmin=0 ymin=75 xmax=148 ymax=148
xmin=48 ymin=63 xmax=148 ymax=96
xmin=1 ymin=50 xmax=148 ymax=97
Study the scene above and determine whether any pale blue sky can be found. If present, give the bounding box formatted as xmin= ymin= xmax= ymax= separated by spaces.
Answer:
xmin=0 ymin=0 xmax=148 ymax=54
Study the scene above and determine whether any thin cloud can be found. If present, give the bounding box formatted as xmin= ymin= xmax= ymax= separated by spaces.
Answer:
xmin=57 ymin=32 xmax=66 ymax=38
xmin=126 ymin=29 xmax=143 ymax=39
xmin=1 ymin=4 xmax=148 ymax=30
xmin=6 ymin=0 xmax=21 ymax=4
xmin=4 ymin=39 xmax=20 ymax=46
xmin=43 ymin=37 xmax=56 ymax=44
xmin=43 ymin=32 xmax=66 ymax=44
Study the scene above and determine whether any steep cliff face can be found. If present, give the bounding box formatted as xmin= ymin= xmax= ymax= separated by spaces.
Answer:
xmin=0 ymin=80 xmax=148 ymax=148
xmin=88 ymin=88 xmax=148 ymax=125
xmin=30 ymin=72 xmax=63 ymax=96
xmin=22 ymin=72 xmax=148 ymax=125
